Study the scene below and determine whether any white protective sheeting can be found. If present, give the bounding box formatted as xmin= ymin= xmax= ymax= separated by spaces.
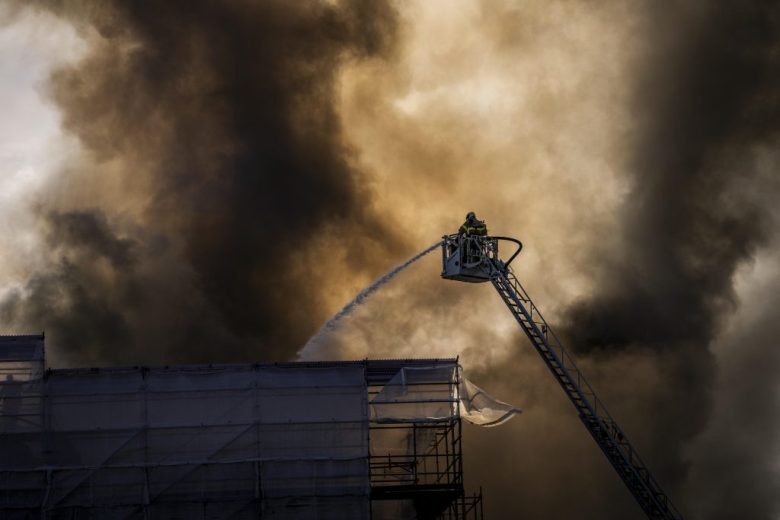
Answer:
xmin=0 ymin=335 xmax=44 ymax=439
xmin=370 ymin=365 xmax=458 ymax=423
xmin=1 ymin=350 xmax=507 ymax=518
xmin=459 ymin=376 xmax=521 ymax=427
xmin=370 ymin=365 xmax=520 ymax=427
xmin=0 ymin=363 xmax=369 ymax=518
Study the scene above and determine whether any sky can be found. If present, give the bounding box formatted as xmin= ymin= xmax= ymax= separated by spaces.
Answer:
xmin=0 ymin=1 xmax=778 ymax=518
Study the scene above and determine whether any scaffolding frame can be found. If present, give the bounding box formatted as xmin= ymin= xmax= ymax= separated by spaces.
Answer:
xmin=366 ymin=362 xmax=482 ymax=520
xmin=1 ymin=339 xmax=484 ymax=519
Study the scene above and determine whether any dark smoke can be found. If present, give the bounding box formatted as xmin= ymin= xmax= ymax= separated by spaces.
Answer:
xmin=2 ymin=0 xmax=403 ymax=365
xmin=562 ymin=1 xmax=780 ymax=517
xmin=686 ymin=278 xmax=780 ymax=520
xmin=1 ymin=211 xmax=137 ymax=364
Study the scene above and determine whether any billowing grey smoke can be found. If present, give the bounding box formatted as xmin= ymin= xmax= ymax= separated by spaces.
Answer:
xmin=1 ymin=0 xmax=403 ymax=365
xmin=1 ymin=211 xmax=137 ymax=362
xmin=561 ymin=1 xmax=780 ymax=517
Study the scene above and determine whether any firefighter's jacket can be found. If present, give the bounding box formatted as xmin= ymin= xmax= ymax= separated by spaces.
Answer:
xmin=460 ymin=217 xmax=487 ymax=236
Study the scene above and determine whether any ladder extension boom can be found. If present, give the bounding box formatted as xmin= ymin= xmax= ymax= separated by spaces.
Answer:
xmin=442 ymin=234 xmax=683 ymax=520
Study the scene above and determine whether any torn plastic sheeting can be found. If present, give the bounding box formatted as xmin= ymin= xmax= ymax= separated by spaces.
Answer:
xmin=369 ymin=366 xmax=457 ymax=423
xmin=369 ymin=365 xmax=520 ymax=427
xmin=458 ymin=377 xmax=520 ymax=427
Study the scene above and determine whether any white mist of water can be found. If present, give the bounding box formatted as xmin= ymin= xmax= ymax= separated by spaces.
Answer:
xmin=297 ymin=241 xmax=441 ymax=360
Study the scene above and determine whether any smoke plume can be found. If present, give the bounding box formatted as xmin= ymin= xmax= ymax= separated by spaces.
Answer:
xmin=560 ymin=1 xmax=780 ymax=514
xmin=1 ymin=0 xmax=404 ymax=366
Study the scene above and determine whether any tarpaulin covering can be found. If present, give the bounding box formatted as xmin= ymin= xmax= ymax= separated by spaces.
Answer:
xmin=458 ymin=376 xmax=521 ymax=427
xmin=370 ymin=365 xmax=520 ymax=427
xmin=0 ymin=362 xmax=369 ymax=519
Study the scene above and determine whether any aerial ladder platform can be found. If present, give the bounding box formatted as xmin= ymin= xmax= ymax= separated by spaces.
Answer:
xmin=441 ymin=233 xmax=684 ymax=520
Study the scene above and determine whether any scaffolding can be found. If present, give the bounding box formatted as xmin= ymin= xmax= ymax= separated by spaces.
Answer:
xmin=0 ymin=336 xmax=483 ymax=519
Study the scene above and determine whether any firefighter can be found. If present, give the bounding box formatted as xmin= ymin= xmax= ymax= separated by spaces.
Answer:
xmin=459 ymin=212 xmax=487 ymax=236
xmin=459 ymin=212 xmax=487 ymax=265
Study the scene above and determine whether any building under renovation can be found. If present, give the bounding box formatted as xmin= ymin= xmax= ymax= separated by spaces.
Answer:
xmin=1 ymin=234 xmax=686 ymax=520
xmin=0 ymin=334 xmax=516 ymax=519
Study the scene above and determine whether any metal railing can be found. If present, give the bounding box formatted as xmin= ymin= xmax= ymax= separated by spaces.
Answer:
xmin=440 ymin=489 xmax=484 ymax=520
xmin=369 ymin=421 xmax=462 ymax=489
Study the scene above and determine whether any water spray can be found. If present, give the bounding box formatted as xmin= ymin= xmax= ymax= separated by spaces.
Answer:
xmin=298 ymin=241 xmax=441 ymax=359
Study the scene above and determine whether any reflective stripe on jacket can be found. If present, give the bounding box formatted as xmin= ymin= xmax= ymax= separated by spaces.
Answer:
xmin=460 ymin=224 xmax=487 ymax=236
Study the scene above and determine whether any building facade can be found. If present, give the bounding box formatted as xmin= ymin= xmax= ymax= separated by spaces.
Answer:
xmin=0 ymin=335 xmax=484 ymax=519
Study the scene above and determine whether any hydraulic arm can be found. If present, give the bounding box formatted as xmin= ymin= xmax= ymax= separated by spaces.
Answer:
xmin=441 ymin=234 xmax=683 ymax=520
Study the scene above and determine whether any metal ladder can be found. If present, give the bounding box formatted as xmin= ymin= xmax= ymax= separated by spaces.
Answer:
xmin=488 ymin=260 xmax=684 ymax=520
